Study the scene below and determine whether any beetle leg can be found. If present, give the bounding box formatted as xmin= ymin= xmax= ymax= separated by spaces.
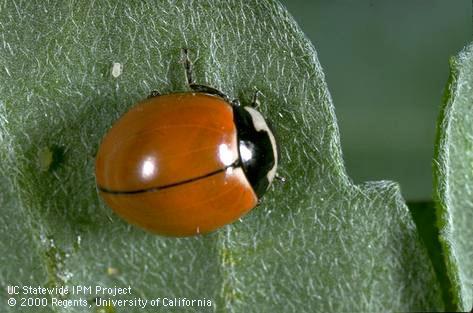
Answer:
xmin=182 ymin=48 xmax=195 ymax=86
xmin=189 ymin=83 xmax=231 ymax=100
xmin=275 ymin=175 xmax=286 ymax=183
xmin=182 ymin=48 xmax=234 ymax=104
xmin=147 ymin=90 xmax=161 ymax=98
xmin=230 ymin=99 xmax=241 ymax=107
xmin=251 ymin=89 xmax=262 ymax=108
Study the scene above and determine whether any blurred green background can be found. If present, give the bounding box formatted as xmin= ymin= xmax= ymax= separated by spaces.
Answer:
xmin=279 ymin=0 xmax=471 ymax=200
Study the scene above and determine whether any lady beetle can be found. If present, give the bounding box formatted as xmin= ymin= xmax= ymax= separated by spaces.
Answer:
xmin=95 ymin=49 xmax=278 ymax=236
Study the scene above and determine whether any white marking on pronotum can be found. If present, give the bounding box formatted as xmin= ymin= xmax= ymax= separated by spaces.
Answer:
xmin=244 ymin=107 xmax=278 ymax=185
xmin=111 ymin=62 xmax=123 ymax=78
xmin=240 ymin=143 xmax=253 ymax=162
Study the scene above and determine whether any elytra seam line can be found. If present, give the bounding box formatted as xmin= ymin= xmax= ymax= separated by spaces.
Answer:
xmin=98 ymin=160 xmax=241 ymax=195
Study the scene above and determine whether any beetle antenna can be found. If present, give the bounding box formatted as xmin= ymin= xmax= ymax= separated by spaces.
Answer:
xmin=182 ymin=48 xmax=194 ymax=86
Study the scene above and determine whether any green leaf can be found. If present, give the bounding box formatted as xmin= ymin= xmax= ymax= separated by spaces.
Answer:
xmin=408 ymin=200 xmax=456 ymax=311
xmin=0 ymin=178 xmax=51 ymax=313
xmin=0 ymin=1 xmax=443 ymax=312
xmin=434 ymin=43 xmax=473 ymax=312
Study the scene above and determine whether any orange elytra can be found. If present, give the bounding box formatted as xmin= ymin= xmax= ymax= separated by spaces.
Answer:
xmin=95 ymin=49 xmax=279 ymax=237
